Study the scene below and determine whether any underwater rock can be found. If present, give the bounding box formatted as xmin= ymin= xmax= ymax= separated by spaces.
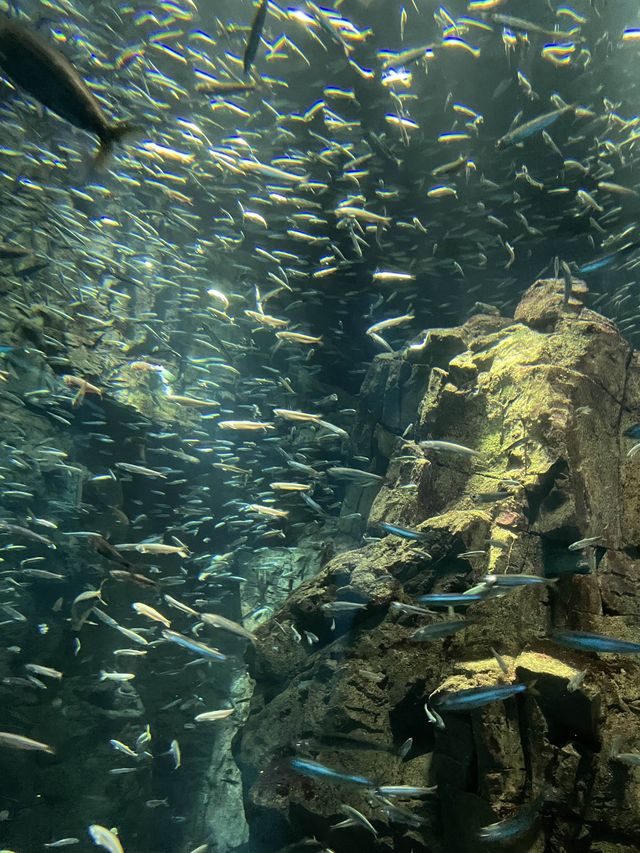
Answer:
xmin=238 ymin=279 xmax=640 ymax=852
xmin=514 ymin=276 xmax=589 ymax=330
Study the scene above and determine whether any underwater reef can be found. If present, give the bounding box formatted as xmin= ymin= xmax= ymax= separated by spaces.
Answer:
xmin=237 ymin=278 xmax=640 ymax=853
xmin=3 ymin=275 xmax=640 ymax=852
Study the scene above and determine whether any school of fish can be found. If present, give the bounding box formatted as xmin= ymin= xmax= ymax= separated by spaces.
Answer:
xmin=1 ymin=0 xmax=640 ymax=849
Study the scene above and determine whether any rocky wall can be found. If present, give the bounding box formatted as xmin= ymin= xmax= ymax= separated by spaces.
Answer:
xmin=237 ymin=279 xmax=640 ymax=853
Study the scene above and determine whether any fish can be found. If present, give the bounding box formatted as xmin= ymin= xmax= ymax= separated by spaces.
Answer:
xmin=275 ymin=331 xmax=322 ymax=345
xmin=433 ymin=683 xmax=528 ymax=711
xmin=132 ymin=602 xmax=171 ymax=628
xmin=109 ymin=570 xmax=157 ymax=588
xmin=165 ymin=394 xmax=219 ymax=408
xmin=21 ymin=568 xmax=65 ymax=581
xmin=163 ymin=595 xmax=199 ymax=618
xmin=117 ymin=542 xmax=189 ymax=557
xmin=380 ymin=44 xmax=433 ymax=69
xmin=321 ymin=601 xmax=368 ymax=614
xmin=218 ymin=421 xmax=275 ymax=431
xmin=409 ymin=619 xmax=473 ymax=641
xmin=550 ymin=631 xmax=640 ymax=654
xmin=567 ymin=669 xmax=587 ymax=692
xmin=244 ymin=0 xmax=269 ymax=76
xmin=327 ymin=467 xmax=384 ymax=484
xmin=478 ymin=792 xmax=545 ymax=842
xmin=372 ymin=271 xmax=416 ymax=283
xmin=199 ymin=612 xmax=256 ymax=642
xmin=194 ymin=709 xmax=235 ymax=722
xmin=167 ymin=739 xmax=181 ymax=770
xmin=397 ymin=738 xmax=412 ymax=760
xmin=379 ymin=521 xmax=428 ymax=541
xmin=491 ymin=648 xmax=510 ymax=675
xmin=0 ymin=17 xmax=134 ymax=162
xmin=613 ymin=753 xmax=640 ymax=766
xmin=0 ymin=243 xmax=32 ymax=259
xmin=99 ymin=671 xmax=135 ymax=682
xmin=496 ymin=105 xmax=573 ymax=149
xmin=115 ymin=463 xmax=168 ymax=479
xmin=419 ymin=440 xmax=483 ymax=457
xmin=3 ymin=0 xmax=640 ymax=844
xmin=567 ymin=536 xmax=602 ymax=551
xmin=336 ymin=804 xmax=377 ymax=836
xmin=376 ymin=785 xmax=438 ymax=798
xmin=110 ymin=740 xmax=137 ymax=759
xmin=161 ymin=629 xmax=227 ymax=661
xmin=70 ymin=589 xmax=104 ymax=631
xmin=270 ymin=481 xmax=312 ymax=492
xmin=560 ymin=260 xmax=573 ymax=310
xmin=88 ymin=825 xmax=124 ymax=853
xmin=366 ymin=314 xmax=414 ymax=336
xmin=579 ymin=243 xmax=640 ymax=275
xmin=25 ymin=663 xmax=63 ymax=680
xmin=416 ymin=593 xmax=486 ymax=606
xmin=483 ymin=573 xmax=558 ymax=587
xmin=0 ymin=521 xmax=55 ymax=548
xmin=0 ymin=731 xmax=55 ymax=754
xmin=376 ymin=798 xmax=427 ymax=827
xmin=488 ymin=13 xmax=580 ymax=40
xmin=273 ymin=408 xmax=323 ymax=423
xmin=94 ymin=610 xmax=148 ymax=647
xmin=196 ymin=80 xmax=256 ymax=96
xmin=290 ymin=758 xmax=373 ymax=787
xmin=472 ymin=490 xmax=510 ymax=503
xmin=246 ymin=503 xmax=289 ymax=518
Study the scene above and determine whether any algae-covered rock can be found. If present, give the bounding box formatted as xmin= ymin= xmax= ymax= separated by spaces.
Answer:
xmin=237 ymin=278 xmax=640 ymax=852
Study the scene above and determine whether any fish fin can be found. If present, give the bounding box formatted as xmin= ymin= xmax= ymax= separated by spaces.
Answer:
xmin=527 ymin=678 xmax=540 ymax=699
xmin=95 ymin=121 xmax=137 ymax=167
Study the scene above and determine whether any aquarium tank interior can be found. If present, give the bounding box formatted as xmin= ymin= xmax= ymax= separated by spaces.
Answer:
xmin=1 ymin=0 xmax=640 ymax=850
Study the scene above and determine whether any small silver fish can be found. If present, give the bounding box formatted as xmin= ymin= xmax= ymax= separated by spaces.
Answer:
xmin=321 ymin=601 xmax=368 ymax=613
xmin=0 ymin=731 xmax=55 ymax=754
xmin=424 ymin=702 xmax=445 ymax=730
xmin=327 ymin=467 xmax=384 ymax=484
xmin=419 ymin=440 xmax=482 ymax=457
xmin=398 ymin=737 xmax=413 ymax=760
xmin=376 ymin=785 xmax=437 ymax=798
xmin=568 ymin=535 xmax=602 ymax=551
xmin=168 ymin=738 xmax=181 ymax=769
xmin=338 ymin=804 xmax=377 ymax=836
xmin=409 ymin=619 xmax=472 ymax=641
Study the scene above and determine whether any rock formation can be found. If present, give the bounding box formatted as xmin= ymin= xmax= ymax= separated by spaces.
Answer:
xmin=237 ymin=278 xmax=640 ymax=853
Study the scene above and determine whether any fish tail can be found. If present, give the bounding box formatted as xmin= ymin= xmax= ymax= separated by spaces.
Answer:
xmin=95 ymin=121 xmax=137 ymax=166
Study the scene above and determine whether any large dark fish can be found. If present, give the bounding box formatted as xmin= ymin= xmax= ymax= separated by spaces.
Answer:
xmin=0 ymin=15 xmax=133 ymax=161
xmin=243 ymin=0 xmax=268 ymax=76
